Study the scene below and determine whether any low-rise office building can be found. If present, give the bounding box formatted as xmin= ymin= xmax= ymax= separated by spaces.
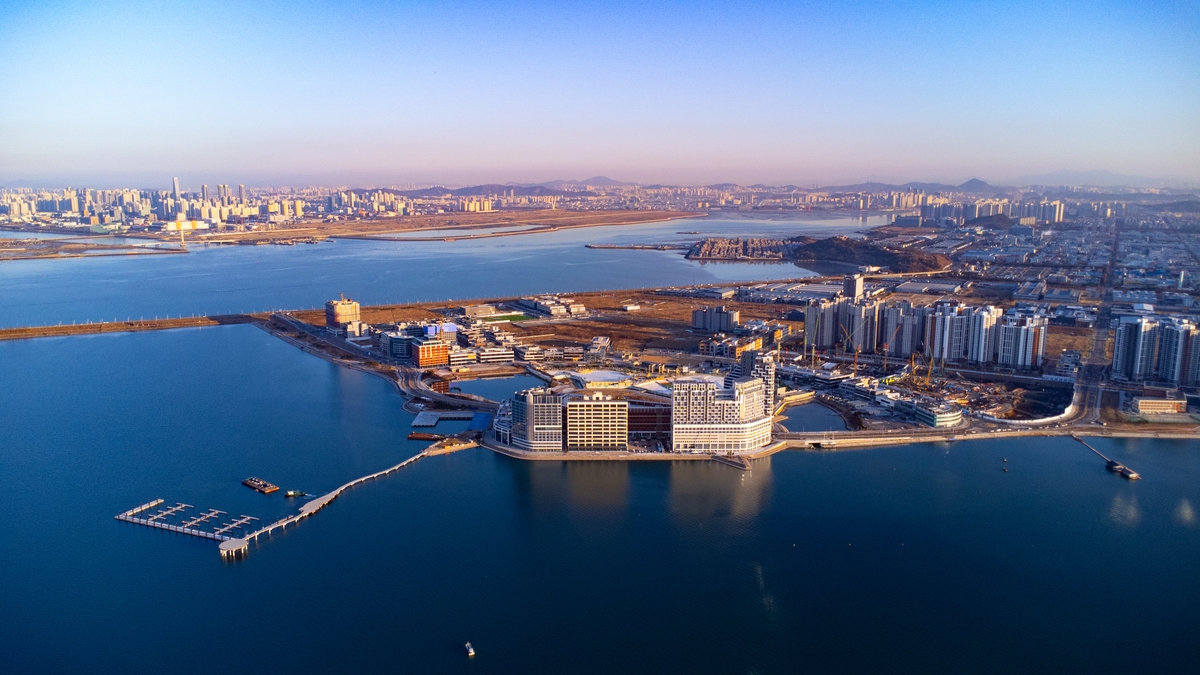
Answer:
xmin=893 ymin=397 xmax=962 ymax=427
xmin=565 ymin=393 xmax=628 ymax=451
xmin=1132 ymin=397 xmax=1187 ymax=414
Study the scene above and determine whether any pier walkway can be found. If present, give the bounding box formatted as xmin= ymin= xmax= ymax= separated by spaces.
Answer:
xmin=412 ymin=410 xmax=477 ymax=427
xmin=220 ymin=449 xmax=431 ymax=559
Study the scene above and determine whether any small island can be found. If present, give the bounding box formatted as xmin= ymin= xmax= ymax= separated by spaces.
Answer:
xmin=685 ymin=235 xmax=949 ymax=272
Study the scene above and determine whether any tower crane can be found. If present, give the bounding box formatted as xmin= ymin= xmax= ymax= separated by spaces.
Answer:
xmin=840 ymin=324 xmax=862 ymax=377
xmin=881 ymin=323 xmax=902 ymax=371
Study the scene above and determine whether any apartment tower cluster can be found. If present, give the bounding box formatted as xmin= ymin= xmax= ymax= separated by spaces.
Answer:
xmin=1111 ymin=315 xmax=1200 ymax=385
xmin=804 ymin=276 xmax=1049 ymax=369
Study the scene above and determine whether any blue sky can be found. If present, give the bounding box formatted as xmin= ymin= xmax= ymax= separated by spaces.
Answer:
xmin=1 ymin=0 xmax=1197 ymax=187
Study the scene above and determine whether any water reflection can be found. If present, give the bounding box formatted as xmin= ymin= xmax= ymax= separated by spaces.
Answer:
xmin=669 ymin=456 xmax=773 ymax=520
xmin=1109 ymin=493 xmax=1142 ymax=527
xmin=505 ymin=454 xmax=774 ymax=520
xmin=513 ymin=460 xmax=631 ymax=512
xmin=1176 ymin=498 xmax=1195 ymax=525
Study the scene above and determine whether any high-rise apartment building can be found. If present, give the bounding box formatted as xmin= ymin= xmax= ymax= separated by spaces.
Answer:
xmin=671 ymin=377 xmax=772 ymax=452
xmin=966 ymin=306 xmax=1004 ymax=364
xmin=1112 ymin=316 xmax=1159 ymax=381
xmin=724 ymin=350 xmax=777 ymax=418
xmin=692 ymin=306 xmax=740 ymax=332
xmin=996 ymin=314 xmax=1048 ymax=369
xmin=804 ymin=297 xmax=842 ymax=350
xmin=511 ymin=388 xmax=564 ymax=452
xmin=839 ymin=299 xmax=878 ymax=354
xmin=1155 ymin=319 xmax=1196 ymax=384
xmin=925 ymin=302 xmax=969 ymax=363
xmin=843 ymin=274 xmax=864 ymax=301
xmin=1186 ymin=327 xmax=1200 ymax=386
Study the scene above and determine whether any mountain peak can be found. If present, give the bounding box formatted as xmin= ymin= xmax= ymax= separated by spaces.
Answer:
xmin=957 ymin=178 xmax=991 ymax=191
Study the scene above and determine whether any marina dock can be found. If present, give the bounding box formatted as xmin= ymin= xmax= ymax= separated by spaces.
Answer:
xmin=115 ymin=499 xmax=259 ymax=542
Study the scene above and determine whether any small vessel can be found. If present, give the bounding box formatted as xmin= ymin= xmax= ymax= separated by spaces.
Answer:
xmin=465 ymin=642 xmax=475 ymax=658
xmin=242 ymin=477 xmax=279 ymax=494
xmin=1003 ymin=467 xmax=1008 ymax=473
xmin=407 ymin=432 xmax=446 ymax=441
xmin=284 ymin=490 xmax=306 ymax=498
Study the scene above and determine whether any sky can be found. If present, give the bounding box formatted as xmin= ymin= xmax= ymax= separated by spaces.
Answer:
xmin=1 ymin=0 xmax=1198 ymax=188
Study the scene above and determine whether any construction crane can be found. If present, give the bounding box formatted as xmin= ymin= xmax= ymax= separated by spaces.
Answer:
xmin=808 ymin=310 xmax=821 ymax=368
xmin=881 ymin=323 xmax=902 ymax=370
xmin=840 ymin=324 xmax=862 ymax=378
xmin=925 ymin=352 xmax=935 ymax=387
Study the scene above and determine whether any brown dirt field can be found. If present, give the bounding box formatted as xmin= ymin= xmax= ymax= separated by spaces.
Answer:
xmin=503 ymin=293 xmax=801 ymax=353
xmin=182 ymin=209 xmax=700 ymax=244
xmin=1045 ymin=325 xmax=1095 ymax=356
xmin=290 ymin=303 xmax=445 ymax=326
xmin=867 ymin=226 xmax=943 ymax=238
xmin=287 ymin=290 xmax=803 ymax=353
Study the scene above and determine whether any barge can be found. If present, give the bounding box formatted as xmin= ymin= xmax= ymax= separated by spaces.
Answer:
xmin=408 ymin=432 xmax=446 ymax=441
xmin=242 ymin=477 xmax=279 ymax=494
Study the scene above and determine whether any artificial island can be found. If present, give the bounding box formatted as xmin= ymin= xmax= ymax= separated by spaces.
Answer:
xmin=5 ymin=182 xmax=1199 ymax=558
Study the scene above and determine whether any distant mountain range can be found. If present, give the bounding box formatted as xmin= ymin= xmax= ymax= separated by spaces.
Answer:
xmin=534 ymin=176 xmax=638 ymax=189
xmin=381 ymin=184 xmax=590 ymax=198
xmin=6 ymin=172 xmax=1192 ymax=193
xmin=797 ymin=178 xmax=998 ymax=194
xmin=1004 ymin=170 xmax=1186 ymax=188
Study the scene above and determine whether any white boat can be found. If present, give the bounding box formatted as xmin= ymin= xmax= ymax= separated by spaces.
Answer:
xmin=465 ymin=642 xmax=476 ymax=658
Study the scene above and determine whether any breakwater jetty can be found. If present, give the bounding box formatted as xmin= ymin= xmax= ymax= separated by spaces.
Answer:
xmin=0 ymin=313 xmax=261 ymax=341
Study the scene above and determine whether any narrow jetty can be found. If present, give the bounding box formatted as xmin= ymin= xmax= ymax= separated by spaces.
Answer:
xmin=711 ymin=454 xmax=753 ymax=471
xmin=220 ymin=450 xmax=431 ymax=559
xmin=1071 ymin=435 xmax=1141 ymax=480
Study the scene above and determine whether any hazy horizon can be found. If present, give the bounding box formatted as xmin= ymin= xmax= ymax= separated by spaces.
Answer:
xmin=2 ymin=0 xmax=1198 ymax=188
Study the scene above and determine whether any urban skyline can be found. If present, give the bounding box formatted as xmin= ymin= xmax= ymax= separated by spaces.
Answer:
xmin=3 ymin=2 xmax=1198 ymax=671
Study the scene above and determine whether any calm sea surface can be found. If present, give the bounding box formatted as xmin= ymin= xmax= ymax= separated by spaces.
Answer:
xmin=2 ymin=215 xmax=1198 ymax=673
xmin=780 ymin=402 xmax=849 ymax=432
xmin=0 ymin=214 xmax=886 ymax=327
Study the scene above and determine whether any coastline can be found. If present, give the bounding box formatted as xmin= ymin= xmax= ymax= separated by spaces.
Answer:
xmin=337 ymin=211 xmax=705 ymax=241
